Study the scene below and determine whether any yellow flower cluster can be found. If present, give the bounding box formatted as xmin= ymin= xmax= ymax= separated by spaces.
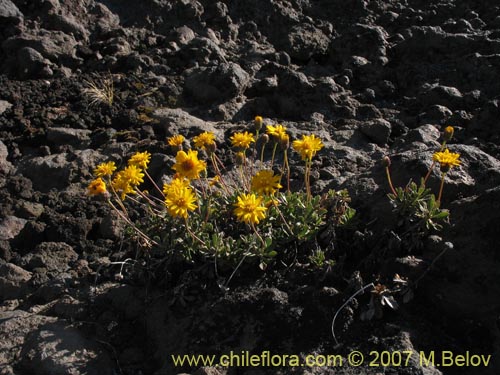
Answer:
xmin=88 ymin=119 xmax=326 ymax=227
xmin=87 ymin=151 xmax=150 ymax=200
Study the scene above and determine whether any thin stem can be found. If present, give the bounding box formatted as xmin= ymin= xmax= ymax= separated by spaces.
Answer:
xmin=272 ymin=199 xmax=293 ymax=235
xmin=107 ymin=200 xmax=157 ymax=246
xmin=284 ymin=149 xmax=290 ymax=192
xmin=305 ymin=159 xmax=312 ymax=201
xmin=270 ymin=142 xmax=278 ymax=167
xmin=260 ymin=141 xmax=267 ymax=166
xmin=423 ymin=160 xmax=436 ymax=186
xmin=331 ymin=283 xmax=375 ymax=346
xmin=251 ymin=222 xmax=266 ymax=247
xmin=145 ymin=170 xmax=164 ymax=197
xmin=184 ymin=217 xmax=206 ymax=246
xmin=437 ymin=172 xmax=446 ymax=204
xmin=385 ymin=166 xmax=397 ymax=196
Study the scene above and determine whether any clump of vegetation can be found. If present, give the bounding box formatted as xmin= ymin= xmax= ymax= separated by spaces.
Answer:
xmin=82 ymin=75 xmax=115 ymax=107
xmin=87 ymin=117 xmax=355 ymax=273
xmin=383 ymin=126 xmax=460 ymax=250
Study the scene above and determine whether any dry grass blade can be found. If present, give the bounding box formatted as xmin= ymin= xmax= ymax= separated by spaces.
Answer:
xmin=82 ymin=76 xmax=115 ymax=107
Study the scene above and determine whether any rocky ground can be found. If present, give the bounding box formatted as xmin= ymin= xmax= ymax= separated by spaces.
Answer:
xmin=1 ymin=0 xmax=500 ymax=374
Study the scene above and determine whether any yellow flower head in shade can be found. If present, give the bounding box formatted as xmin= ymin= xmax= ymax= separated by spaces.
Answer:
xmin=172 ymin=150 xmax=207 ymax=180
xmin=251 ymin=170 xmax=282 ymax=195
xmin=292 ymin=134 xmax=324 ymax=161
xmin=162 ymin=177 xmax=190 ymax=196
xmin=233 ymin=193 xmax=267 ymax=225
xmin=87 ymin=177 xmax=107 ymax=196
xmin=128 ymin=151 xmax=151 ymax=170
xmin=193 ymin=131 xmax=216 ymax=150
xmin=433 ymin=148 xmax=461 ymax=170
xmin=167 ymin=134 xmax=185 ymax=147
xmin=230 ymin=131 xmax=255 ymax=149
xmin=165 ymin=185 xmax=197 ymax=219
xmin=443 ymin=126 xmax=454 ymax=142
xmin=266 ymin=124 xmax=288 ymax=141
xmin=93 ymin=161 xmax=116 ymax=177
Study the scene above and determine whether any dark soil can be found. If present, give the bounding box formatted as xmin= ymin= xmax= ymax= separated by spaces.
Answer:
xmin=1 ymin=0 xmax=499 ymax=374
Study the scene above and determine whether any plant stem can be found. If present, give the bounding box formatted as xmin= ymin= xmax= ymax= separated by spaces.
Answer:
xmin=251 ymin=222 xmax=266 ymax=247
xmin=260 ymin=141 xmax=267 ymax=166
xmin=184 ymin=217 xmax=205 ymax=246
xmin=385 ymin=166 xmax=397 ymax=196
xmin=437 ymin=172 xmax=446 ymax=204
xmin=270 ymin=143 xmax=278 ymax=167
xmin=423 ymin=161 xmax=436 ymax=186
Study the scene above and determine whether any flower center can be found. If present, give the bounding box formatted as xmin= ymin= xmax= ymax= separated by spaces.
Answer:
xmin=182 ymin=159 xmax=195 ymax=170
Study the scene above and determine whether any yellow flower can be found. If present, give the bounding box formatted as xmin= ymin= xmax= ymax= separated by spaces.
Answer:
xmin=120 ymin=165 xmax=144 ymax=185
xmin=251 ymin=170 xmax=282 ymax=195
xmin=234 ymin=193 xmax=267 ymax=225
xmin=93 ymin=161 xmax=116 ymax=177
xmin=172 ymin=150 xmax=207 ymax=180
xmin=163 ymin=177 xmax=190 ymax=196
xmin=266 ymin=124 xmax=288 ymax=141
xmin=87 ymin=177 xmax=107 ymax=196
xmin=128 ymin=151 xmax=151 ymax=170
xmin=193 ymin=131 xmax=216 ymax=150
xmin=292 ymin=134 xmax=324 ymax=161
xmin=230 ymin=131 xmax=255 ymax=149
xmin=165 ymin=185 xmax=197 ymax=219
xmin=433 ymin=149 xmax=461 ymax=170
xmin=167 ymin=134 xmax=185 ymax=147
xmin=111 ymin=165 xmax=144 ymax=200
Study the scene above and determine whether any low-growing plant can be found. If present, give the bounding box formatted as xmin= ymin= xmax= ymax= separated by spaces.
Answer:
xmin=383 ymin=126 xmax=460 ymax=249
xmin=87 ymin=117 xmax=356 ymax=276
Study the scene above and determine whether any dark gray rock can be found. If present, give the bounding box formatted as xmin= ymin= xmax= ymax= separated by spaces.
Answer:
xmin=184 ymin=62 xmax=250 ymax=104
xmin=0 ymin=100 xmax=13 ymax=115
xmin=151 ymin=108 xmax=221 ymax=139
xmin=420 ymin=84 xmax=464 ymax=109
xmin=46 ymin=127 xmax=91 ymax=148
xmin=282 ymin=23 xmax=330 ymax=61
xmin=0 ymin=140 xmax=13 ymax=175
xmin=0 ymin=0 xmax=23 ymax=23
xmin=0 ymin=216 xmax=27 ymax=241
xmin=15 ymin=47 xmax=53 ymax=79
xmin=19 ymin=321 xmax=115 ymax=375
xmin=22 ymin=242 xmax=78 ymax=272
xmin=0 ymin=312 xmax=57 ymax=370
xmin=17 ymin=153 xmax=72 ymax=192
xmin=0 ymin=263 xmax=32 ymax=300
xmin=360 ymin=118 xmax=392 ymax=145
xmin=172 ymin=25 xmax=196 ymax=45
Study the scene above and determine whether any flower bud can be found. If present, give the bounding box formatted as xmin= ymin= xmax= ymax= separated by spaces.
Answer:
xmin=443 ymin=126 xmax=454 ymax=142
xmin=279 ymin=134 xmax=290 ymax=150
xmin=205 ymin=141 xmax=217 ymax=155
xmin=260 ymin=133 xmax=270 ymax=144
xmin=235 ymin=151 xmax=245 ymax=166
xmin=254 ymin=116 xmax=263 ymax=131
xmin=381 ymin=156 xmax=391 ymax=168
